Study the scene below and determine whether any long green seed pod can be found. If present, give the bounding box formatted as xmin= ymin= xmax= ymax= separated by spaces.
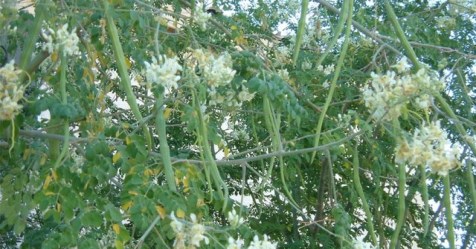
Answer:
xmin=352 ymin=147 xmax=378 ymax=245
xmin=53 ymin=49 xmax=70 ymax=169
xmin=292 ymin=0 xmax=309 ymax=65
xmin=390 ymin=163 xmax=406 ymax=249
xmin=315 ymin=0 xmax=349 ymax=67
xmin=155 ymin=94 xmax=177 ymax=192
xmin=102 ymin=0 xmax=152 ymax=149
xmin=311 ymin=0 xmax=353 ymax=163
xmin=384 ymin=0 xmax=420 ymax=70
xmin=192 ymin=91 xmax=228 ymax=212
xmin=420 ymin=165 xmax=429 ymax=236
xmin=443 ymin=175 xmax=456 ymax=249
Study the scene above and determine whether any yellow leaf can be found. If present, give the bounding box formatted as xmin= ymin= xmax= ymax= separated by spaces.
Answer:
xmin=56 ymin=202 xmax=61 ymax=212
xmin=40 ymin=155 xmax=47 ymax=165
xmin=52 ymin=170 xmax=58 ymax=180
xmin=343 ymin=161 xmax=352 ymax=169
xmin=115 ymin=240 xmax=125 ymax=249
xmin=176 ymin=209 xmax=185 ymax=218
xmin=231 ymin=25 xmax=238 ymax=30
xmin=112 ymin=224 xmax=121 ymax=234
xmin=156 ymin=205 xmax=166 ymax=218
xmin=124 ymin=56 xmax=131 ymax=69
xmin=163 ymin=108 xmax=172 ymax=120
xmin=44 ymin=191 xmax=56 ymax=196
xmin=125 ymin=136 xmax=132 ymax=145
xmin=82 ymin=68 xmax=95 ymax=83
xmin=43 ymin=175 xmax=52 ymax=190
xmin=183 ymin=177 xmax=189 ymax=192
xmin=51 ymin=52 xmax=58 ymax=62
xmin=113 ymin=152 xmax=121 ymax=163
xmin=23 ymin=149 xmax=32 ymax=160
xmin=196 ymin=198 xmax=205 ymax=207
xmin=128 ymin=191 xmax=139 ymax=196
xmin=144 ymin=168 xmax=156 ymax=177
xmin=121 ymin=201 xmax=133 ymax=211
xmin=234 ymin=36 xmax=247 ymax=45
xmin=224 ymin=147 xmax=230 ymax=158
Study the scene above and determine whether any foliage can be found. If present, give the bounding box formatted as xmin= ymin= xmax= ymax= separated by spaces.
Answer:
xmin=0 ymin=0 xmax=475 ymax=248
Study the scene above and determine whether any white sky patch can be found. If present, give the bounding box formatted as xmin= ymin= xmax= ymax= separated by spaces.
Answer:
xmin=38 ymin=110 xmax=51 ymax=122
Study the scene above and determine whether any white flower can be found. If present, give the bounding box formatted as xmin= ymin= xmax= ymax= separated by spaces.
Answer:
xmin=189 ymin=213 xmax=209 ymax=247
xmin=227 ymin=209 xmax=245 ymax=227
xmin=352 ymin=237 xmax=375 ymax=249
xmin=227 ymin=237 xmax=244 ymax=249
xmin=0 ymin=61 xmax=24 ymax=120
xmin=203 ymin=52 xmax=236 ymax=88
xmin=322 ymin=80 xmax=330 ymax=89
xmin=317 ymin=64 xmax=334 ymax=76
xmin=362 ymin=66 xmax=443 ymax=121
xmin=170 ymin=212 xmax=186 ymax=249
xmin=395 ymin=121 xmax=461 ymax=175
xmin=392 ymin=57 xmax=411 ymax=73
xmin=194 ymin=3 xmax=211 ymax=30
xmin=274 ymin=46 xmax=291 ymax=65
xmin=238 ymin=88 xmax=255 ymax=102
xmin=302 ymin=61 xmax=312 ymax=70
xmin=144 ymin=56 xmax=182 ymax=91
xmin=277 ymin=69 xmax=290 ymax=81
xmin=323 ymin=64 xmax=334 ymax=76
xmin=248 ymin=235 xmax=277 ymax=249
xmin=42 ymin=24 xmax=79 ymax=56
xmin=170 ymin=212 xmax=184 ymax=234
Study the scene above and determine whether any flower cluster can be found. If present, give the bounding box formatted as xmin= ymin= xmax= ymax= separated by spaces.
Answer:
xmin=395 ymin=121 xmax=461 ymax=176
xmin=247 ymin=235 xmax=277 ymax=249
xmin=170 ymin=212 xmax=209 ymax=249
xmin=202 ymin=52 xmax=236 ymax=88
xmin=317 ymin=64 xmax=335 ymax=76
xmin=144 ymin=56 xmax=182 ymax=92
xmin=352 ymin=237 xmax=376 ymax=249
xmin=362 ymin=58 xmax=444 ymax=121
xmin=227 ymin=209 xmax=245 ymax=228
xmin=193 ymin=3 xmax=211 ymax=30
xmin=0 ymin=61 xmax=24 ymax=120
xmin=188 ymin=49 xmax=254 ymax=108
xmin=42 ymin=24 xmax=80 ymax=56
xmin=227 ymin=237 xmax=245 ymax=249
xmin=273 ymin=46 xmax=291 ymax=66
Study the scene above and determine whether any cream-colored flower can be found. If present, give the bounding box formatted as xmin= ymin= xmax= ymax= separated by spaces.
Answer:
xmin=0 ymin=61 xmax=24 ymax=120
xmin=189 ymin=213 xmax=209 ymax=247
xmin=144 ymin=56 xmax=182 ymax=91
xmin=248 ymin=235 xmax=277 ymax=249
xmin=42 ymin=24 xmax=79 ymax=56
xmin=392 ymin=57 xmax=411 ymax=73
xmin=226 ymin=237 xmax=244 ymax=249
xmin=227 ymin=209 xmax=245 ymax=227
xmin=194 ymin=3 xmax=211 ymax=30
xmin=395 ymin=121 xmax=461 ymax=175
xmin=203 ymin=52 xmax=236 ymax=88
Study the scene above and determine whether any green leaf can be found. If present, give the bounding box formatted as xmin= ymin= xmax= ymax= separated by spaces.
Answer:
xmin=105 ymin=204 xmax=123 ymax=222
xmin=81 ymin=210 xmax=102 ymax=227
